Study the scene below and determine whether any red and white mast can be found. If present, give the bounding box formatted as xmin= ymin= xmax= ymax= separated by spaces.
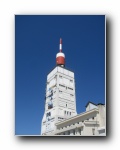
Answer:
xmin=56 ymin=38 xmax=65 ymax=67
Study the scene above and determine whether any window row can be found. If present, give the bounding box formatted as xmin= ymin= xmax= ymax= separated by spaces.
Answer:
xmin=64 ymin=110 xmax=71 ymax=116
xmin=58 ymin=117 xmax=64 ymax=120
xmin=57 ymin=129 xmax=82 ymax=135
xmin=59 ymin=84 xmax=73 ymax=90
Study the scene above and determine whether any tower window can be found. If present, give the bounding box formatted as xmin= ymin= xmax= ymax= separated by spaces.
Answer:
xmin=59 ymin=84 xmax=65 ymax=87
xmin=59 ymin=75 xmax=62 ymax=78
xmin=48 ymin=112 xmax=51 ymax=116
xmin=66 ymin=104 xmax=67 ymax=107
xmin=68 ymin=87 xmax=73 ymax=90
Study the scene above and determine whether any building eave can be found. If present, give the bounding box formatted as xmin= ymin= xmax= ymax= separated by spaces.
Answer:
xmin=55 ymin=108 xmax=99 ymax=126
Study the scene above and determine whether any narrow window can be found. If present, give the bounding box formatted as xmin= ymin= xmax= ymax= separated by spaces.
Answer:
xmin=68 ymin=87 xmax=73 ymax=90
xmin=92 ymin=129 xmax=95 ymax=135
xmin=79 ymin=129 xmax=81 ymax=135
xmin=64 ymin=111 xmax=66 ymax=115
xmin=59 ymin=84 xmax=65 ymax=87
xmin=73 ymin=130 xmax=75 ymax=135
xmin=68 ymin=131 xmax=70 ymax=135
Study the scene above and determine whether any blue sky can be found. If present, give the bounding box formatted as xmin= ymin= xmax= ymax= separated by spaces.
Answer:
xmin=15 ymin=15 xmax=105 ymax=135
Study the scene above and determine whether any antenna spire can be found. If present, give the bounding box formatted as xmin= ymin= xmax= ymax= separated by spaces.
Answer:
xmin=59 ymin=38 xmax=62 ymax=52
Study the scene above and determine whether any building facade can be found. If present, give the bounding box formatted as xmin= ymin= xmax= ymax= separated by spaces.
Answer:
xmin=52 ymin=102 xmax=106 ymax=136
xmin=41 ymin=39 xmax=106 ymax=136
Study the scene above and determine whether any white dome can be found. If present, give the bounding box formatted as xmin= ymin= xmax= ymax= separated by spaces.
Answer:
xmin=56 ymin=52 xmax=65 ymax=58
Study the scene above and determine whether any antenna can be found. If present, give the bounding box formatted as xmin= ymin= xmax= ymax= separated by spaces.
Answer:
xmin=59 ymin=38 xmax=62 ymax=52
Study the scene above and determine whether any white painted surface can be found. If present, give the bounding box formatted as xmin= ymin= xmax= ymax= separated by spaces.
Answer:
xmin=56 ymin=52 xmax=65 ymax=58
xmin=59 ymin=44 xmax=62 ymax=50
xmin=52 ymin=105 xmax=105 ymax=136
xmin=41 ymin=66 xmax=76 ymax=135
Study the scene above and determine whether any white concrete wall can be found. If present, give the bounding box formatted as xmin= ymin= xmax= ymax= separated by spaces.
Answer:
xmin=41 ymin=66 xmax=77 ymax=135
xmin=54 ymin=107 xmax=105 ymax=136
xmin=97 ymin=105 xmax=106 ymax=127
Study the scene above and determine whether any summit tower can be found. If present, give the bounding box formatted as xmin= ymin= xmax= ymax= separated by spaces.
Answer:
xmin=41 ymin=38 xmax=77 ymax=135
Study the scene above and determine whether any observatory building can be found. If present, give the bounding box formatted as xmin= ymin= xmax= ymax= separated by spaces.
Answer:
xmin=41 ymin=39 xmax=106 ymax=136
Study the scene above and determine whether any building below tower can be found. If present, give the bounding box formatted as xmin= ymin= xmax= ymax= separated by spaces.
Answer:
xmin=42 ymin=102 xmax=106 ymax=136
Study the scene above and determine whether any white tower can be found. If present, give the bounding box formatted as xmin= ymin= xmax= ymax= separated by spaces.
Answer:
xmin=41 ymin=38 xmax=77 ymax=135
